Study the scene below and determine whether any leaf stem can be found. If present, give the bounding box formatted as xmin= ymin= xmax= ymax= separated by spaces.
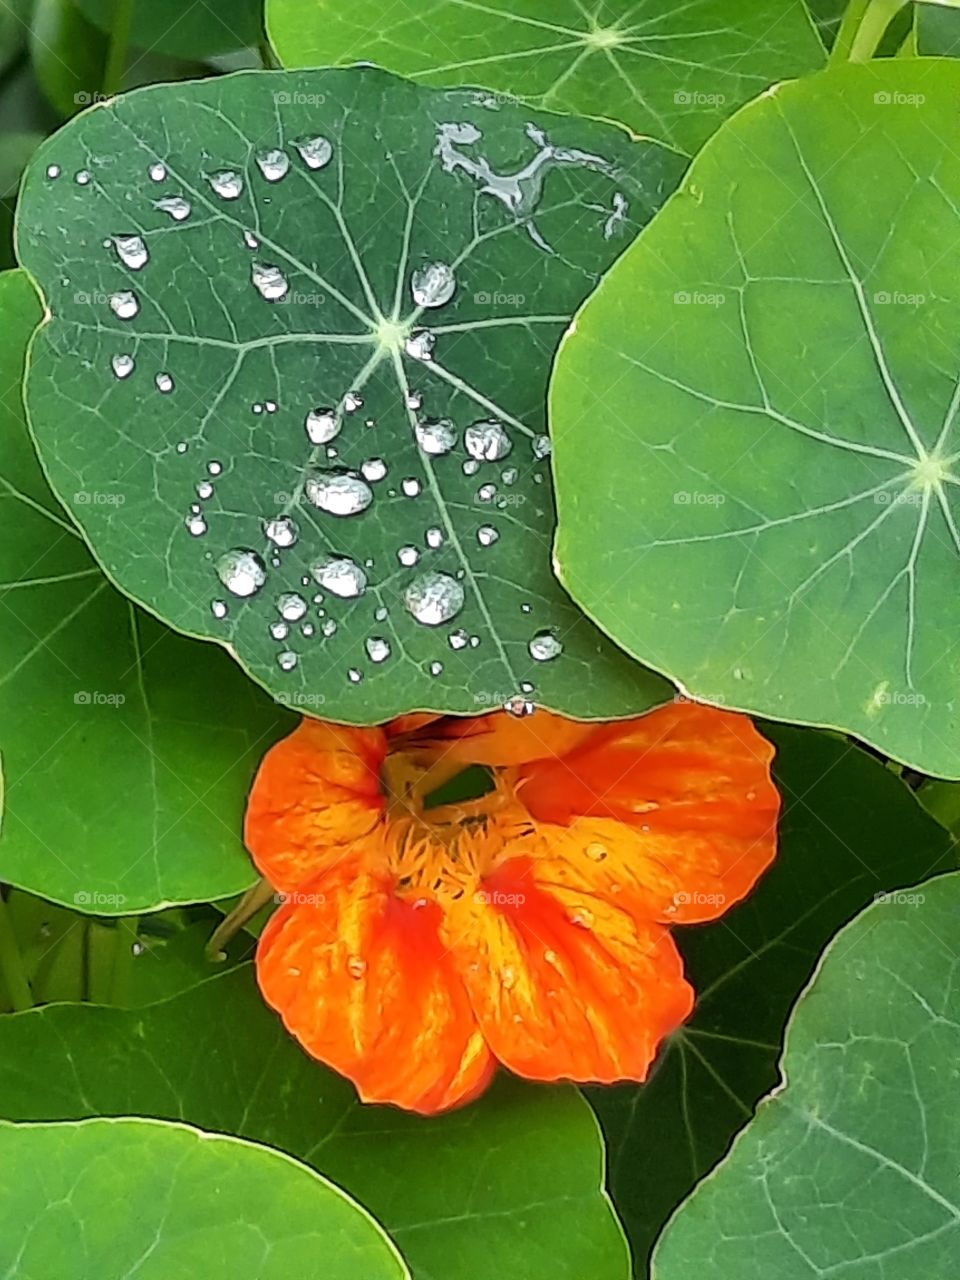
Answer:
xmin=0 ymin=893 xmax=33 ymax=1012
xmin=108 ymin=916 xmax=140 ymax=1005
xmin=851 ymin=0 xmax=910 ymax=62
xmin=829 ymin=0 xmax=872 ymax=64
xmin=102 ymin=0 xmax=134 ymax=98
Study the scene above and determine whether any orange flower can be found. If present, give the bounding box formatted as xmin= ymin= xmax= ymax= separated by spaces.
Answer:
xmin=247 ymin=702 xmax=779 ymax=1114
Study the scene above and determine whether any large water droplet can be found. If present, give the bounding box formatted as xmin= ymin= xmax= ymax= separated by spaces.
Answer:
xmin=264 ymin=516 xmax=298 ymax=547
xmin=112 ymin=234 xmax=149 ymax=270
xmin=305 ymin=474 xmax=373 ymax=517
xmin=311 ymin=555 xmax=367 ymax=598
xmin=305 ymin=407 xmax=339 ymax=445
xmin=465 ymin=420 xmax=511 ymax=461
xmin=405 ymin=329 xmax=435 ymax=361
xmin=366 ymin=636 xmax=391 ymax=663
xmin=256 ymin=148 xmax=290 ymax=182
xmin=404 ymin=572 xmax=465 ymax=626
xmin=294 ymin=136 xmax=333 ymax=170
xmin=216 ymin=548 xmax=266 ymax=597
xmin=111 ymin=353 xmax=135 ymax=379
xmin=109 ymin=291 xmax=139 ymax=320
xmin=411 ymin=262 xmax=456 ymax=308
xmin=208 ymin=169 xmax=244 ymax=199
xmin=415 ymin=418 xmax=456 ymax=456
xmin=277 ymin=592 xmax=308 ymax=621
xmin=154 ymin=196 xmax=191 ymax=221
xmin=252 ymin=262 xmax=289 ymax=302
xmin=529 ymin=631 xmax=563 ymax=662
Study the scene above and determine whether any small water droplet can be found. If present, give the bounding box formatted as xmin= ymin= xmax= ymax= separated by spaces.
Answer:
xmin=477 ymin=483 xmax=496 ymax=503
xmin=533 ymin=434 xmax=552 ymax=459
xmin=154 ymin=195 xmax=191 ymax=221
xmin=75 ymin=169 xmax=92 ymax=185
xmin=374 ymin=605 xmax=388 ymax=622
xmin=520 ymin=602 xmax=532 ymax=614
xmin=264 ymin=516 xmax=298 ymax=548
xmin=425 ymin=526 xmax=444 ymax=549
xmin=348 ymin=667 xmax=363 ymax=684
xmin=412 ymin=261 xmax=456 ymax=308
xmin=401 ymin=477 xmax=422 ymax=497
xmin=429 ymin=660 xmax=443 ymax=676
xmin=211 ymin=599 xmax=228 ymax=619
xmin=265 ymin=400 xmax=278 ymax=413
xmin=155 ymin=371 xmax=174 ymax=393
xmin=448 ymin=629 xmax=468 ymax=650
xmin=301 ymin=621 xmax=315 ymax=637
xmin=207 ymin=460 xmax=223 ymax=477
xmin=294 ymin=135 xmax=333 ymax=170
xmin=256 ymin=147 xmax=290 ymax=182
xmin=305 ymin=474 xmax=373 ymax=516
xmin=405 ymin=329 xmax=435 ymax=361
xmin=462 ymin=459 xmax=480 ymax=477
xmin=252 ymin=262 xmax=289 ymax=302
xmin=175 ymin=441 xmax=188 ymax=454
xmin=305 ymin=407 xmax=339 ymax=445
xmin=148 ymin=161 xmax=166 ymax=182
xmin=405 ymin=571 xmax=465 ymax=626
xmin=196 ymin=480 xmax=214 ymax=500
xmin=46 ymin=164 xmax=60 ymax=179
xmin=361 ymin=457 xmax=387 ymax=482
xmin=243 ymin=229 xmax=260 ymax=249
xmin=185 ymin=512 xmax=207 ymax=536
xmin=586 ymin=843 xmax=608 ymax=862
xmin=277 ymin=649 xmax=298 ymax=672
xmin=415 ymin=418 xmax=456 ymax=456
xmin=501 ymin=466 xmax=518 ymax=485
xmin=311 ymin=555 xmax=367 ymax=598
xmin=366 ymin=636 xmax=391 ymax=663
xmin=406 ymin=389 xmax=423 ymax=411
xmin=216 ymin=548 xmax=266 ymax=597
xmin=111 ymin=353 xmax=135 ymax=379
xmin=465 ymin=420 xmax=511 ymax=461
xmin=277 ymin=592 xmax=308 ymax=621
xmin=569 ymin=907 xmax=594 ymax=929
xmin=322 ymin=618 xmax=338 ymax=637
xmin=270 ymin=620 xmax=289 ymax=640
xmin=112 ymin=234 xmax=148 ymax=270
xmin=501 ymin=965 xmax=517 ymax=990
xmin=529 ymin=631 xmax=563 ymax=662
xmin=208 ymin=169 xmax=244 ymax=199
xmin=504 ymin=695 xmax=534 ymax=717
xmin=477 ymin=524 xmax=499 ymax=547
xmin=343 ymin=391 xmax=363 ymax=413
xmin=109 ymin=291 xmax=139 ymax=320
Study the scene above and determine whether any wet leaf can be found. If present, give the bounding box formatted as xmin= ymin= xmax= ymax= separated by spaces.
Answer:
xmin=18 ymin=67 xmax=683 ymax=723
xmin=552 ymin=61 xmax=960 ymax=777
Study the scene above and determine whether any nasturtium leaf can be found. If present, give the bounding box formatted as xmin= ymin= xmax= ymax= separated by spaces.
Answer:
xmin=76 ymin=0 xmax=263 ymax=59
xmin=917 ymin=0 xmax=960 ymax=53
xmin=803 ymin=0 xmax=846 ymax=50
xmin=652 ymin=870 xmax=960 ymax=1279
xmin=266 ymin=0 xmax=825 ymax=156
xmin=589 ymin=723 xmax=955 ymax=1273
xmin=552 ymin=60 xmax=960 ymax=778
xmin=0 ymin=0 xmax=26 ymax=75
xmin=0 ymin=268 xmax=293 ymax=913
xmin=0 ymin=1117 xmax=409 ymax=1279
xmin=18 ymin=68 xmax=682 ymax=723
xmin=0 ymin=964 xmax=630 ymax=1280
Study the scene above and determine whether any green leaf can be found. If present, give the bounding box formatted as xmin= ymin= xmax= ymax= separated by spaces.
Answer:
xmin=917 ymin=0 xmax=960 ymax=53
xmin=0 ymin=1117 xmax=409 ymax=1279
xmin=652 ymin=870 xmax=960 ymax=1279
xmin=30 ymin=0 xmax=108 ymax=119
xmin=17 ymin=67 xmax=683 ymax=724
xmin=0 ymin=0 xmax=27 ymax=75
xmin=266 ymin=0 xmax=824 ymax=156
xmin=804 ymin=0 xmax=846 ymax=50
xmin=0 ymin=268 xmax=293 ymax=913
xmin=76 ymin=0 xmax=263 ymax=58
xmin=589 ymin=723 xmax=955 ymax=1273
xmin=0 ymin=964 xmax=630 ymax=1280
xmin=552 ymin=60 xmax=960 ymax=778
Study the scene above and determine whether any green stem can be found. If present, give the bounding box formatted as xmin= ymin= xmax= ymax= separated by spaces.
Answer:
xmin=108 ymin=917 xmax=140 ymax=1006
xmin=101 ymin=0 xmax=134 ymax=98
xmin=829 ymin=0 xmax=873 ymax=65
xmin=0 ymin=895 xmax=33 ymax=1012
xmin=849 ymin=0 xmax=910 ymax=62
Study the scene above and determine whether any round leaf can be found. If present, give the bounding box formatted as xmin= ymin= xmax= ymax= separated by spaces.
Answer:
xmin=18 ymin=67 xmax=684 ymax=723
xmin=552 ymin=60 xmax=960 ymax=777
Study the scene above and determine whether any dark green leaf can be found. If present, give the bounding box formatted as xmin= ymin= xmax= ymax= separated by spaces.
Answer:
xmin=77 ymin=0 xmax=263 ymax=59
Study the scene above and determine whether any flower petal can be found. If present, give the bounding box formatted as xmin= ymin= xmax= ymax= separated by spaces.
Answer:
xmin=257 ymin=854 xmax=495 ymax=1113
xmin=245 ymin=720 xmax=386 ymax=891
xmin=518 ymin=702 xmax=779 ymax=923
xmin=442 ymin=858 xmax=693 ymax=1085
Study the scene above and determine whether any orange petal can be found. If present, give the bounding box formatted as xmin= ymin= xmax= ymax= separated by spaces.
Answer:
xmin=245 ymin=719 xmax=387 ymax=892
xmin=442 ymin=858 xmax=693 ymax=1085
xmin=257 ymin=853 xmax=495 ymax=1113
xmin=519 ymin=702 xmax=779 ymax=923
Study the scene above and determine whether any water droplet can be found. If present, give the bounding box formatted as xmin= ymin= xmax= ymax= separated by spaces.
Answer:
xmin=211 ymin=599 xmax=228 ymax=619
xmin=397 ymin=545 xmax=420 ymax=567
xmin=586 ymin=843 xmax=608 ymax=862
xmin=322 ymin=618 xmax=338 ymax=637
xmin=343 ymin=391 xmax=363 ymax=413
xmin=208 ymin=169 xmax=243 ymax=199
xmin=185 ymin=513 xmax=207 ymax=537
xmin=374 ymin=605 xmax=388 ymax=621
xmin=501 ymin=466 xmax=518 ymax=485
xmin=277 ymin=650 xmax=298 ymax=672
xmin=155 ymin=372 xmax=174 ymax=393
xmin=109 ymin=291 xmax=139 ymax=320
xmin=256 ymin=147 xmax=290 ymax=182
xmin=270 ymin=620 xmax=289 ymax=641
xmin=429 ymin=660 xmax=443 ymax=676
xmin=252 ymin=262 xmax=289 ymax=302
xmin=311 ymin=555 xmax=367 ymax=598
xmin=111 ymin=353 xmax=135 ymax=379
xmin=504 ymin=696 xmax=534 ymax=717
xmin=406 ymin=390 xmax=423 ymax=411
xmin=361 ymin=457 xmax=387 ymax=482
xmin=243 ymin=229 xmax=259 ymax=249
xmin=154 ymin=196 xmax=191 ymax=221
xmin=477 ymin=483 xmax=496 ymax=503
xmin=520 ymin=602 xmax=532 ymax=614
xmin=175 ymin=441 xmax=188 ymax=454
xmin=277 ymin=592 xmax=308 ymax=622
xmin=148 ymin=162 xmax=166 ymax=182
xmin=533 ymin=434 xmax=551 ymax=459
xmin=305 ymin=474 xmax=373 ymax=517
xmin=402 ymin=477 xmax=422 ymax=497
xmin=46 ymin=164 xmax=60 ymax=179
xmin=348 ymin=667 xmax=363 ymax=684
xmin=264 ymin=516 xmax=298 ymax=548
xmin=465 ymin=420 xmax=511 ymax=461
xmin=207 ymin=461 xmax=223 ymax=477
xmin=529 ymin=631 xmax=563 ymax=662
xmin=265 ymin=400 xmax=278 ymax=413
xmin=425 ymin=526 xmax=444 ymax=549
xmin=301 ymin=622 xmax=315 ymax=637
xmin=196 ymin=480 xmax=214 ymax=500
xmin=415 ymin=418 xmax=456 ymax=455
xmin=366 ymin=636 xmax=391 ymax=663
xmin=569 ymin=907 xmax=594 ymax=929
xmin=294 ymin=135 xmax=333 ymax=169
xmin=112 ymin=234 xmax=148 ymax=270
xmin=305 ymin=407 xmax=339 ymax=445
xmin=469 ymin=635 xmax=481 ymax=648
xmin=448 ymin=629 xmax=468 ymax=650
xmin=405 ymin=329 xmax=435 ymax=361
xmin=405 ymin=572 xmax=464 ymax=626
xmin=477 ymin=524 xmax=499 ymax=547
xmin=412 ymin=261 xmax=456 ymax=308
xmin=75 ymin=169 xmax=92 ymax=185
xmin=462 ymin=459 xmax=480 ymax=477
xmin=216 ymin=548 xmax=266 ymax=597
xmin=501 ymin=965 xmax=517 ymax=990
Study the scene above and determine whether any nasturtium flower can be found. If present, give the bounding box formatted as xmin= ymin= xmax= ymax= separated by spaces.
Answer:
xmin=247 ymin=702 xmax=779 ymax=1114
